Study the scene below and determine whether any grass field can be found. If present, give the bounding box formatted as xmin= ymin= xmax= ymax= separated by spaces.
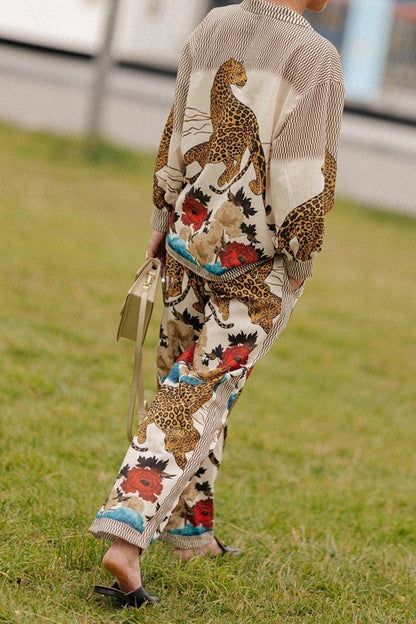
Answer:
xmin=0 ymin=123 xmax=415 ymax=624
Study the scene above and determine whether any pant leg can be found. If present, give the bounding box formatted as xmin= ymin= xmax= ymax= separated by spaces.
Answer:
xmin=159 ymin=255 xmax=223 ymax=548
xmin=89 ymin=254 xmax=301 ymax=550
xmin=160 ymin=426 xmax=227 ymax=549
xmin=156 ymin=254 xmax=208 ymax=384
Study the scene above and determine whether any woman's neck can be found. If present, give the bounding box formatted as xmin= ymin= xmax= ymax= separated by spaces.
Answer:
xmin=264 ymin=0 xmax=306 ymax=15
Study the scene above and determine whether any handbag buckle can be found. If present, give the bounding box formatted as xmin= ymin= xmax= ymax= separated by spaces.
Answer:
xmin=144 ymin=272 xmax=155 ymax=288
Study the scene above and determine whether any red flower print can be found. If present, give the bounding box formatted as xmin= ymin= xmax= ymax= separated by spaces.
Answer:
xmin=120 ymin=467 xmax=163 ymax=502
xmin=191 ymin=499 xmax=214 ymax=529
xmin=221 ymin=344 xmax=252 ymax=370
xmin=219 ymin=242 xmax=259 ymax=268
xmin=181 ymin=197 xmax=208 ymax=231
xmin=177 ymin=342 xmax=196 ymax=366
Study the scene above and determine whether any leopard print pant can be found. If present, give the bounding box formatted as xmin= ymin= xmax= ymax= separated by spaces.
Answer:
xmin=90 ymin=254 xmax=302 ymax=550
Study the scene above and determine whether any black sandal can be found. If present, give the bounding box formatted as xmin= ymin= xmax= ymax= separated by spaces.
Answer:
xmin=214 ymin=536 xmax=243 ymax=556
xmin=94 ymin=583 xmax=160 ymax=608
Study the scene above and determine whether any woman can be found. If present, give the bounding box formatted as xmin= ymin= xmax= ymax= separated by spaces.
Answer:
xmin=89 ymin=0 xmax=344 ymax=608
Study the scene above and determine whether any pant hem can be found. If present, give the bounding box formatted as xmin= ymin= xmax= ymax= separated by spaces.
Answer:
xmin=89 ymin=518 xmax=150 ymax=550
xmin=160 ymin=530 xmax=214 ymax=549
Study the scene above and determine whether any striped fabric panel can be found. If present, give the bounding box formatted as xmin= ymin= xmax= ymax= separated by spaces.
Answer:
xmin=188 ymin=0 xmax=343 ymax=88
xmin=326 ymin=82 xmax=346 ymax=155
xmin=271 ymin=80 xmax=345 ymax=160
xmin=241 ymin=0 xmax=310 ymax=25
xmin=173 ymin=42 xmax=193 ymax=134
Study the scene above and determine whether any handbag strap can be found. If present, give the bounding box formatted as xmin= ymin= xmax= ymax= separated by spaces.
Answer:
xmin=126 ymin=281 xmax=150 ymax=442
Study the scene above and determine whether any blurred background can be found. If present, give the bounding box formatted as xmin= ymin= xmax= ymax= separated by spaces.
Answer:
xmin=0 ymin=0 xmax=415 ymax=215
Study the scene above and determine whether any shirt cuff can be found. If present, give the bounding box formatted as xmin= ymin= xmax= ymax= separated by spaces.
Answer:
xmin=283 ymin=258 xmax=314 ymax=279
xmin=150 ymin=207 xmax=170 ymax=233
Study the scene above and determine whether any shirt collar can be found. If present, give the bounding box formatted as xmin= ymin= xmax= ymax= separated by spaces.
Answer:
xmin=240 ymin=0 xmax=312 ymax=28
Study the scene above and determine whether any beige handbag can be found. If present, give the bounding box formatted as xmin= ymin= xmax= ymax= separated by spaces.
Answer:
xmin=117 ymin=258 xmax=162 ymax=441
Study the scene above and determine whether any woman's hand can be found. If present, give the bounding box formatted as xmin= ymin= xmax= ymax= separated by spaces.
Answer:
xmin=147 ymin=230 xmax=167 ymax=265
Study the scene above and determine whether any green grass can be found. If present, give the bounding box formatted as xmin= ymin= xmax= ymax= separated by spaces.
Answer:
xmin=0 ymin=123 xmax=415 ymax=623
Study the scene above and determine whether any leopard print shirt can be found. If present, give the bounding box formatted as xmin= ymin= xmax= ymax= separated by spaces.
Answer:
xmin=151 ymin=0 xmax=345 ymax=281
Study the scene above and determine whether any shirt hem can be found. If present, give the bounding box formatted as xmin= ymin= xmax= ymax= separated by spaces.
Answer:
xmin=166 ymin=242 xmax=272 ymax=282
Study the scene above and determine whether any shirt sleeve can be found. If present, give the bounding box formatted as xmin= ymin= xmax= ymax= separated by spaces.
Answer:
xmin=150 ymin=41 xmax=193 ymax=233
xmin=150 ymin=106 xmax=174 ymax=232
xmin=269 ymin=76 xmax=345 ymax=279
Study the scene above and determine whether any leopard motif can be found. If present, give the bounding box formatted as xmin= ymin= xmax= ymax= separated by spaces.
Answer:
xmin=209 ymin=259 xmax=281 ymax=334
xmin=275 ymin=151 xmax=337 ymax=261
xmin=164 ymin=256 xmax=208 ymax=314
xmin=184 ymin=59 xmax=266 ymax=197
xmin=136 ymin=368 xmax=227 ymax=470
xmin=164 ymin=256 xmax=281 ymax=334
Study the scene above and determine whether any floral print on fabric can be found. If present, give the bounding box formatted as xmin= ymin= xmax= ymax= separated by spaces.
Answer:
xmin=164 ymin=462 xmax=217 ymax=537
xmin=219 ymin=241 xmax=259 ymax=268
xmin=95 ymin=457 xmax=175 ymax=534
xmin=192 ymin=499 xmax=214 ymax=530
xmin=119 ymin=457 xmax=173 ymax=502
xmin=205 ymin=331 xmax=258 ymax=370
xmin=180 ymin=188 xmax=210 ymax=231
xmin=168 ymin=186 xmax=269 ymax=275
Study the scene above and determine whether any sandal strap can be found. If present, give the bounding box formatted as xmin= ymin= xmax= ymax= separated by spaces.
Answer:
xmin=94 ymin=584 xmax=160 ymax=607
xmin=125 ymin=585 xmax=160 ymax=606
xmin=94 ymin=584 xmax=125 ymax=599
xmin=214 ymin=536 xmax=244 ymax=556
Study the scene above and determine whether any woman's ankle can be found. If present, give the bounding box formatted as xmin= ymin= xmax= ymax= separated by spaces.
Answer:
xmin=102 ymin=539 xmax=142 ymax=592
xmin=173 ymin=536 xmax=222 ymax=560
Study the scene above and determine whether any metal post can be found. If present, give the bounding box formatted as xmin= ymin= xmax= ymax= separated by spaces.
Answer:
xmin=87 ymin=0 xmax=121 ymax=137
